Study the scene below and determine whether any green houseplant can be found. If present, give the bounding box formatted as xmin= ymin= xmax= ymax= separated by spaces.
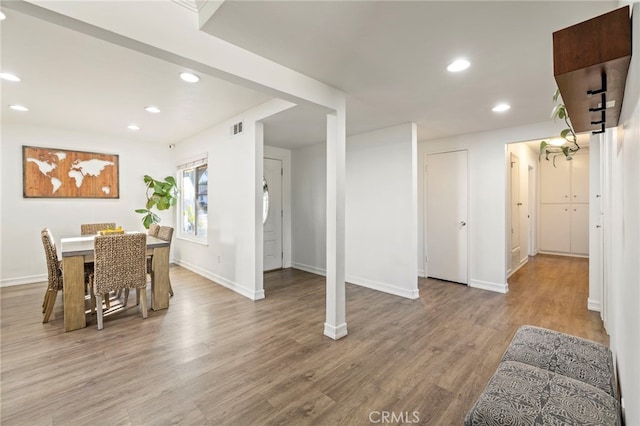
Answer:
xmin=539 ymin=89 xmax=580 ymax=165
xmin=135 ymin=175 xmax=178 ymax=229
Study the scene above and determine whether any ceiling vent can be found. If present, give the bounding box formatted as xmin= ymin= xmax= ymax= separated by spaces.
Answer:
xmin=231 ymin=121 xmax=243 ymax=136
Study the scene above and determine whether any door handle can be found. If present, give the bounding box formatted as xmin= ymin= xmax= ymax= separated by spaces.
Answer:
xmin=517 ymin=202 xmax=523 ymax=206
xmin=460 ymin=221 xmax=466 ymax=227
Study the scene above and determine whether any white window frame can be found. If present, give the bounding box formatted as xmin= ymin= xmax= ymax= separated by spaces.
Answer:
xmin=177 ymin=154 xmax=208 ymax=244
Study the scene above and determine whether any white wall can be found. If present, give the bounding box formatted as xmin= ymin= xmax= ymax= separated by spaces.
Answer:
xmin=291 ymin=123 xmax=419 ymax=298
xmin=291 ymin=142 xmax=327 ymax=274
xmin=417 ymin=120 xmax=565 ymax=293
xmin=0 ymin=123 xmax=174 ymax=286
xmin=605 ymin=2 xmax=640 ymax=422
xmin=171 ymin=99 xmax=294 ymax=300
xmin=345 ymin=123 xmax=418 ymax=298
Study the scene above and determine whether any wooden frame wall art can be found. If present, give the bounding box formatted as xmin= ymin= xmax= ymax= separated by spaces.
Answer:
xmin=23 ymin=146 xmax=119 ymax=198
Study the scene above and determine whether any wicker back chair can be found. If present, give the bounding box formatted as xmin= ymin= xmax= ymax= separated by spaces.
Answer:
xmin=41 ymin=228 xmax=63 ymax=323
xmin=156 ymin=226 xmax=174 ymax=242
xmin=147 ymin=223 xmax=160 ymax=237
xmin=92 ymin=233 xmax=148 ymax=330
xmin=80 ymin=223 xmax=116 ymax=235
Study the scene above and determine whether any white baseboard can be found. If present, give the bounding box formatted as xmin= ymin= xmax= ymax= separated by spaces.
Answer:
xmin=291 ymin=262 xmax=326 ymax=276
xmin=418 ymin=269 xmax=426 ymax=278
xmin=469 ymin=279 xmax=509 ymax=294
xmin=507 ymin=257 xmax=529 ymax=278
xmin=346 ymin=274 xmax=419 ymax=299
xmin=291 ymin=263 xmax=419 ymax=299
xmin=538 ymin=250 xmax=589 ymax=259
xmin=174 ymin=259 xmax=264 ymax=301
xmin=587 ymin=298 xmax=601 ymax=312
xmin=324 ymin=322 xmax=348 ymax=340
xmin=0 ymin=274 xmax=46 ymax=287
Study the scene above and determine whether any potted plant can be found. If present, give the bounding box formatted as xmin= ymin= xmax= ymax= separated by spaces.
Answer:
xmin=135 ymin=175 xmax=178 ymax=229
xmin=539 ymin=89 xmax=580 ymax=166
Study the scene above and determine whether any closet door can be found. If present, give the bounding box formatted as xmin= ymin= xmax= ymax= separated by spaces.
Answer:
xmin=570 ymin=204 xmax=589 ymax=255
xmin=540 ymin=204 xmax=571 ymax=253
xmin=540 ymin=158 xmax=571 ymax=203
xmin=570 ymin=153 xmax=589 ymax=203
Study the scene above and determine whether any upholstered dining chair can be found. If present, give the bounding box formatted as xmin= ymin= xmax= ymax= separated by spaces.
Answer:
xmin=41 ymin=228 xmax=63 ymax=323
xmin=91 ymin=233 xmax=148 ymax=330
xmin=80 ymin=223 xmax=116 ymax=235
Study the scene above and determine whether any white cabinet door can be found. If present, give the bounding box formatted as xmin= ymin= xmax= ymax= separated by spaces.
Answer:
xmin=540 ymin=158 xmax=571 ymax=203
xmin=540 ymin=204 xmax=571 ymax=253
xmin=570 ymin=153 xmax=589 ymax=203
xmin=570 ymin=204 xmax=589 ymax=255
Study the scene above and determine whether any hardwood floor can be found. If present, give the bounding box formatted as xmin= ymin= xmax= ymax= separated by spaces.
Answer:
xmin=0 ymin=254 xmax=606 ymax=425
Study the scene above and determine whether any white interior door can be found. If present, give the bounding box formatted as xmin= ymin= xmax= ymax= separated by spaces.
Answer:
xmin=425 ymin=150 xmax=468 ymax=284
xmin=263 ymin=158 xmax=283 ymax=271
xmin=510 ymin=153 xmax=521 ymax=271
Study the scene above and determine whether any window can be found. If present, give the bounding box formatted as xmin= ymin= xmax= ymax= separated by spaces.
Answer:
xmin=262 ymin=177 xmax=269 ymax=224
xmin=178 ymin=156 xmax=207 ymax=241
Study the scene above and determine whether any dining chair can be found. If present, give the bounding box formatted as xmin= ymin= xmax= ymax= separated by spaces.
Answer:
xmin=41 ymin=228 xmax=64 ymax=323
xmin=132 ymin=225 xmax=174 ymax=306
xmin=80 ymin=222 xmax=116 ymax=235
xmin=91 ymin=233 xmax=148 ymax=330
xmin=147 ymin=223 xmax=160 ymax=237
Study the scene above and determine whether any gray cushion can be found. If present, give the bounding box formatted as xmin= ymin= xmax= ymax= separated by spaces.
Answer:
xmin=465 ymin=361 xmax=621 ymax=426
xmin=502 ymin=325 xmax=617 ymax=398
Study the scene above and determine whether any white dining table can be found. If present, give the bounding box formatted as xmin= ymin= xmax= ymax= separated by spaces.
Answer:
xmin=60 ymin=233 xmax=170 ymax=332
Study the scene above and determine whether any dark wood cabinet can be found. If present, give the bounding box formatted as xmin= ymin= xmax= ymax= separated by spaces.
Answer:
xmin=553 ymin=6 xmax=631 ymax=134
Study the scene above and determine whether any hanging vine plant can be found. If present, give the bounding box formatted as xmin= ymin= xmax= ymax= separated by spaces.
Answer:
xmin=539 ymin=89 xmax=581 ymax=166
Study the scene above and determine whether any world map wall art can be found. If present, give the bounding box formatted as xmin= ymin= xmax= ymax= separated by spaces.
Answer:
xmin=22 ymin=146 xmax=119 ymax=198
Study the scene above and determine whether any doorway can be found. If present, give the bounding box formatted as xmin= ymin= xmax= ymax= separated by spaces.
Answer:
xmin=263 ymin=157 xmax=283 ymax=271
xmin=424 ymin=150 xmax=468 ymax=284
xmin=510 ymin=153 xmax=522 ymax=273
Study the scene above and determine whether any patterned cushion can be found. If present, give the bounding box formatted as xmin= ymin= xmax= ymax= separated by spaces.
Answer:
xmin=502 ymin=326 xmax=617 ymax=398
xmin=465 ymin=361 xmax=621 ymax=426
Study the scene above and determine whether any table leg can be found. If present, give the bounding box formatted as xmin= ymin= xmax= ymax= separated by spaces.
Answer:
xmin=62 ymin=255 xmax=86 ymax=331
xmin=151 ymin=246 xmax=170 ymax=310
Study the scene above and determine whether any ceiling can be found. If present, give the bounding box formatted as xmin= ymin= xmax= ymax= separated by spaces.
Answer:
xmin=1 ymin=1 xmax=619 ymax=148
xmin=0 ymin=5 xmax=272 ymax=145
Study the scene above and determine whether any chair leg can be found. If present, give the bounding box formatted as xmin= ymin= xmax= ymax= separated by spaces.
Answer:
xmin=104 ymin=293 xmax=110 ymax=310
xmin=169 ymin=281 xmax=174 ymax=297
xmin=43 ymin=290 xmax=50 ymax=313
xmin=89 ymin=284 xmax=96 ymax=313
xmin=43 ymin=289 xmax=57 ymax=323
xmin=139 ymin=287 xmax=148 ymax=319
xmin=96 ymin=294 xmax=104 ymax=330
xmin=123 ymin=288 xmax=130 ymax=307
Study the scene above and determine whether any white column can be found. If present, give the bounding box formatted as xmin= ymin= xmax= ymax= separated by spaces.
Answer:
xmin=324 ymin=108 xmax=347 ymax=340
xmin=254 ymin=122 xmax=265 ymax=300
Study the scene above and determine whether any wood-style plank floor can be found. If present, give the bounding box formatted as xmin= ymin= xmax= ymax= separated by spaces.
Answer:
xmin=0 ymin=254 xmax=606 ymax=425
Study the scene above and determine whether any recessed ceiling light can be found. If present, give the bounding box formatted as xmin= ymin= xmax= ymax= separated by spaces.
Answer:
xmin=447 ymin=59 xmax=470 ymax=72
xmin=492 ymin=103 xmax=511 ymax=112
xmin=0 ymin=72 xmax=21 ymax=82
xmin=128 ymin=124 xmax=140 ymax=131
xmin=179 ymin=72 xmax=200 ymax=83
xmin=549 ymin=138 xmax=566 ymax=146
xmin=145 ymin=106 xmax=161 ymax=113
xmin=0 ymin=11 xmax=6 ymax=21
xmin=9 ymin=104 xmax=28 ymax=112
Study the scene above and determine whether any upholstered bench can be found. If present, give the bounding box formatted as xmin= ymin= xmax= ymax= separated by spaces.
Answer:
xmin=465 ymin=325 xmax=621 ymax=426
